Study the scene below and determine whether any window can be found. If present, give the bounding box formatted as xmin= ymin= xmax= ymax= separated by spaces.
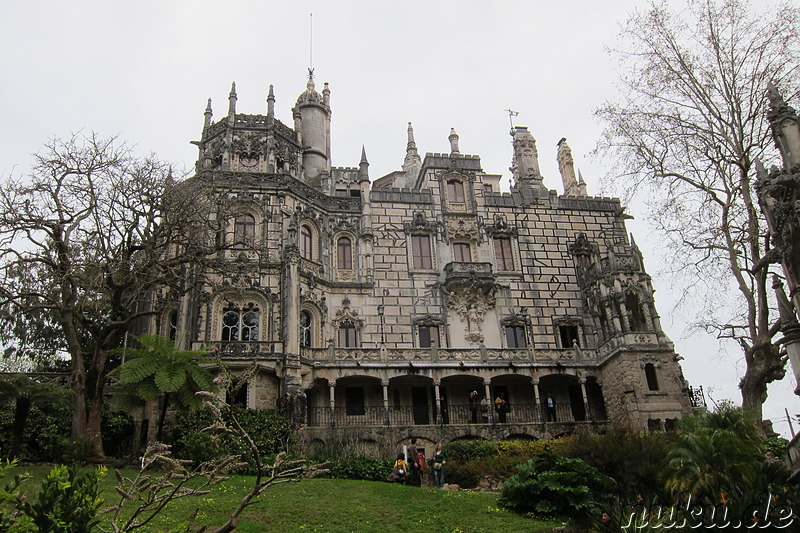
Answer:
xmin=300 ymin=225 xmax=313 ymax=260
xmin=233 ymin=214 xmax=255 ymax=247
xmin=419 ymin=325 xmax=440 ymax=348
xmin=168 ymin=311 xmax=177 ymax=341
xmin=494 ymin=237 xmax=514 ymax=271
xmin=345 ymin=387 xmax=365 ymax=415
xmin=337 ymin=236 xmax=353 ymax=269
xmin=505 ymin=325 xmax=527 ymax=348
xmin=300 ymin=310 xmax=313 ymax=347
xmin=453 ymin=242 xmax=471 ymax=262
xmin=559 ymin=325 xmax=580 ymax=348
xmin=338 ymin=322 xmax=357 ymax=347
xmin=644 ymin=363 xmax=660 ymax=391
xmin=626 ymin=292 xmax=646 ymax=331
xmin=447 ymin=180 xmax=465 ymax=202
xmin=221 ymin=305 xmax=259 ymax=341
xmin=411 ymin=234 xmax=432 ymax=269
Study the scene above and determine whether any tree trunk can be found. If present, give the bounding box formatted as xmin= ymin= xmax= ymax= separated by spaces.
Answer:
xmin=10 ymin=397 xmax=31 ymax=459
xmin=740 ymin=341 xmax=785 ymax=425
xmin=156 ymin=393 xmax=170 ymax=442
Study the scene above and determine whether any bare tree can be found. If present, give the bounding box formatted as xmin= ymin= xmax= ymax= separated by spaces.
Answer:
xmin=596 ymin=0 xmax=800 ymax=421
xmin=0 ymin=132 xmax=225 ymax=458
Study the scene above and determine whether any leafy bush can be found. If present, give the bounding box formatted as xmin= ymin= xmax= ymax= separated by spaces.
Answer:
xmin=21 ymin=465 xmax=105 ymax=533
xmin=500 ymin=449 xmax=614 ymax=524
xmin=0 ymin=461 xmax=104 ymax=533
xmin=561 ymin=427 xmax=670 ymax=500
xmin=497 ymin=437 xmax=571 ymax=458
xmin=444 ymin=439 xmax=498 ymax=462
xmin=171 ymin=407 xmax=291 ymax=474
xmin=329 ymin=456 xmax=393 ymax=481
xmin=0 ymin=402 xmax=72 ymax=462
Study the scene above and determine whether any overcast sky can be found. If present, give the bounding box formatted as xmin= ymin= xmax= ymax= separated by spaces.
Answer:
xmin=1 ymin=0 xmax=797 ymax=436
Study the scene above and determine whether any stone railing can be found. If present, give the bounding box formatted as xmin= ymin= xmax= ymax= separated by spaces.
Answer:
xmin=596 ymin=332 xmax=663 ymax=358
xmin=198 ymin=341 xmax=285 ymax=358
xmin=307 ymin=402 xmax=608 ymax=427
xmin=300 ymin=346 xmax=597 ymax=364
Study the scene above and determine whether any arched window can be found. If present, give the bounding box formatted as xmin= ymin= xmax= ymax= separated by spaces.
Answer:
xmin=626 ymin=292 xmax=646 ymax=331
xmin=300 ymin=225 xmax=313 ymax=260
xmin=168 ymin=310 xmax=178 ymax=341
xmin=300 ymin=310 xmax=313 ymax=347
xmin=233 ymin=214 xmax=256 ymax=247
xmin=447 ymin=180 xmax=465 ymax=202
xmin=337 ymin=236 xmax=353 ymax=269
xmin=221 ymin=304 xmax=260 ymax=341
xmin=338 ymin=321 xmax=357 ymax=348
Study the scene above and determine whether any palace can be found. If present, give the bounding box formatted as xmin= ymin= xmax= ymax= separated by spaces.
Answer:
xmin=156 ymin=73 xmax=697 ymax=447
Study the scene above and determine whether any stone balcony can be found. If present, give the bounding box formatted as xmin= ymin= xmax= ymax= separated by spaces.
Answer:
xmin=441 ymin=261 xmax=496 ymax=294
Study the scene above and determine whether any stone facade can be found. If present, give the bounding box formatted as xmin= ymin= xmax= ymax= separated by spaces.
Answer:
xmin=152 ymin=72 xmax=693 ymax=448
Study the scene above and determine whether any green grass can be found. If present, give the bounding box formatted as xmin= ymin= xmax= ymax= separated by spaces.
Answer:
xmin=11 ymin=465 xmax=561 ymax=532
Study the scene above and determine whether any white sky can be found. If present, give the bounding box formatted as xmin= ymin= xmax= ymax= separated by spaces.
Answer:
xmin=1 ymin=0 xmax=797 ymax=436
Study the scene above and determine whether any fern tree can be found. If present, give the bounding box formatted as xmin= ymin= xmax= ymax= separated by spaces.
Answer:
xmin=115 ymin=335 xmax=215 ymax=441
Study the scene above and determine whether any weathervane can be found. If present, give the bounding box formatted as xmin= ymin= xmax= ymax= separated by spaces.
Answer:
xmin=504 ymin=109 xmax=519 ymax=130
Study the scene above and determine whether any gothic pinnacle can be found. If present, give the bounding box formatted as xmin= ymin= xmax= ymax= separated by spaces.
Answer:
xmin=267 ymin=84 xmax=275 ymax=117
xmin=228 ymin=81 xmax=237 ymax=116
xmin=359 ymin=145 xmax=370 ymax=182
xmin=203 ymin=98 xmax=213 ymax=129
xmin=449 ymin=128 xmax=460 ymax=154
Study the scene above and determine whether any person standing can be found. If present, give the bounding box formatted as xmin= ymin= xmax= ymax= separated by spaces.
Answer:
xmin=494 ymin=392 xmax=508 ymax=423
xmin=468 ymin=390 xmax=480 ymax=423
xmin=408 ymin=437 xmax=421 ymax=486
xmin=546 ymin=393 xmax=557 ymax=422
xmin=432 ymin=442 xmax=447 ymax=488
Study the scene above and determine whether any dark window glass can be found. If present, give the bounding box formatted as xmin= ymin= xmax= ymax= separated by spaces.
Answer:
xmin=453 ymin=243 xmax=471 ymax=262
xmin=337 ymin=237 xmax=352 ymax=269
xmin=419 ymin=325 xmax=440 ymax=348
xmin=338 ymin=322 xmax=357 ymax=347
xmin=645 ymin=363 xmax=660 ymax=391
xmin=411 ymin=235 xmax=432 ymax=269
xmin=559 ymin=325 xmax=580 ymax=348
xmin=300 ymin=225 xmax=313 ymax=260
xmin=222 ymin=306 xmax=259 ymax=341
xmin=300 ymin=310 xmax=313 ymax=347
xmin=505 ymin=325 xmax=527 ymax=348
xmin=447 ymin=180 xmax=465 ymax=202
xmin=233 ymin=214 xmax=255 ymax=247
xmin=494 ymin=237 xmax=514 ymax=271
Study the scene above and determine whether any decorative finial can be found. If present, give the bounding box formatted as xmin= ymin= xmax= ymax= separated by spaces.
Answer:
xmin=449 ymin=128 xmax=460 ymax=154
xmin=505 ymin=109 xmax=519 ymax=132
xmin=307 ymin=68 xmax=315 ymax=90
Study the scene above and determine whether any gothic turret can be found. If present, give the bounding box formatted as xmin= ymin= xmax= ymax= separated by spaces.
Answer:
xmin=510 ymin=126 xmax=544 ymax=190
xmin=293 ymin=69 xmax=332 ymax=182
xmin=558 ymin=138 xmax=587 ymax=196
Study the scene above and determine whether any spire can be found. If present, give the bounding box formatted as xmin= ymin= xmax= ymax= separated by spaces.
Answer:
xmin=449 ymin=128 xmax=460 ymax=154
xmin=267 ymin=84 xmax=275 ymax=118
xmin=228 ymin=81 xmax=237 ymax=117
xmin=577 ymin=169 xmax=588 ymax=196
xmin=402 ymin=122 xmax=423 ymax=182
xmin=359 ymin=146 xmax=370 ymax=182
xmin=557 ymin=137 xmax=580 ymax=195
xmin=767 ymin=83 xmax=800 ymax=169
xmin=203 ymin=98 xmax=213 ymax=130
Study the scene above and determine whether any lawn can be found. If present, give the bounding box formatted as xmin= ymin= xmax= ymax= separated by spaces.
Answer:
xmin=10 ymin=465 xmax=561 ymax=532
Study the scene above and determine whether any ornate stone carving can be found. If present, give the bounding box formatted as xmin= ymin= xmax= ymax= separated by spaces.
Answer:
xmin=444 ymin=215 xmax=480 ymax=242
xmin=403 ymin=211 xmax=439 ymax=234
xmin=484 ymin=214 xmax=517 ymax=237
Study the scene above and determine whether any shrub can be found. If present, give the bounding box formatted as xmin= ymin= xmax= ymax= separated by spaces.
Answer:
xmin=102 ymin=410 xmax=136 ymax=459
xmin=497 ymin=436 xmax=572 ymax=459
xmin=560 ymin=427 xmax=669 ymax=500
xmin=444 ymin=439 xmax=498 ymax=462
xmin=500 ymin=449 xmax=614 ymax=525
xmin=0 ymin=402 xmax=72 ymax=462
xmin=20 ymin=465 xmax=105 ymax=533
xmin=171 ymin=407 xmax=291 ymax=474
xmin=329 ymin=456 xmax=393 ymax=481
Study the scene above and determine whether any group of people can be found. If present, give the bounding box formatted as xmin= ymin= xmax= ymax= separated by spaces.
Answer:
xmin=470 ymin=390 xmax=559 ymax=423
xmin=387 ymin=439 xmax=448 ymax=488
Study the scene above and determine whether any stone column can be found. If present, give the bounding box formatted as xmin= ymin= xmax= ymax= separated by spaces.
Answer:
xmin=483 ymin=380 xmax=494 ymax=424
xmin=434 ymin=381 xmax=441 ymax=424
xmin=382 ymin=381 xmax=390 ymax=426
xmin=328 ymin=381 xmax=336 ymax=427
xmin=532 ymin=378 xmax=541 ymax=422
xmin=618 ymin=300 xmax=630 ymax=332
xmin=579 ymin=377 xmax=590 ymax=421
